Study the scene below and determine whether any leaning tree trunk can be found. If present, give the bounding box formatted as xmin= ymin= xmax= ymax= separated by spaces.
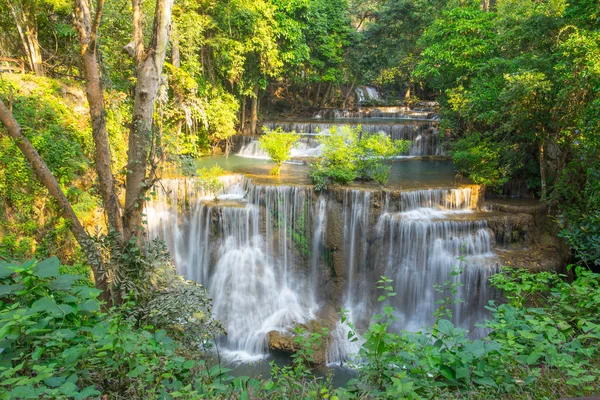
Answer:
xmin=123 ymin=0 xmax=174 ymax=241
xmin=0 ymin=98 xmax=110 ymax=298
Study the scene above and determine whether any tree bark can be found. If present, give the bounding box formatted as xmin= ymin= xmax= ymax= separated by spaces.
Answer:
xmin=171 ymin=24 xmax=180 ymax=68
xmin=0 ymin=98 xmax=109 ymax=296
xmin=123 ymin=0 xmax=174 ymax=241
xmin=250 ymin=85 xmax=258 ymax=135
xmin=240 ymin=96 xmax=246 ymax=133
xmin=539 ymin=140 xmax=547 ymax=200
xmin=74 ymin=0 xmax=124 ymax=239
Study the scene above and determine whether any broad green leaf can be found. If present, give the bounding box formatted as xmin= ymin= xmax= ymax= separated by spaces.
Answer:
xmin=51 ymin=274 xmax=83 ymax=290
xmin=474 ymin=376 xmax=497 ymax=388
xmin=526 ymin=352 xmax=542 ymax=365
xmin=0 ymin=284 xmax=24 ymax=296
xmin=0 ymin=262 xmax=18 ymax=279
xmin=436 ymin=319 xmax=453 ymax=335
xmin=74 ymin=386 xmax=101 ymax=400
xmin=44 ymin=376 xmax=66 ymax=388
xmin=34 ymin=257 xmax=60 ymax=278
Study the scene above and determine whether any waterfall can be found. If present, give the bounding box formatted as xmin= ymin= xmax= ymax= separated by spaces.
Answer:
xmin=237 ymin=140 xmax=269 ymax=159
xmin=355 ymin=86 xmax=381 ymax=103
xmin=326 ymin=187 xmax=497 ymax=365
xmin=147 ymin=177 xmax=318 ymax=363
xmin=263 ymin=121 xmax=442 ymax=156
xmin=147 ymin=180 xmax=498 ymax=367
xmin=237 ymin=138 xmax=323 ymax=159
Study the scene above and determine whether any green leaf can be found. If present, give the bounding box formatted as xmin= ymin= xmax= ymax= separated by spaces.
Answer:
xmin=0 ymin=284 xmax=24 ymax=296
xmin=51 ymin=274 xmax=83 ymax=290
xmin=80 ymin=299 xmax=99 ymax=313
xmin=31 ymin=298 xmax=62 ymax=316
xmin=33 ymin=257 xmax=60 ymax=278
xmin=526 ymin=352 xmax=542 ymax=365
xmin=455 ymin=366 xmax=469 ymax=380
xmin=55 ymin=329 xmax=76 ymax=340
xmin=182 ymin=360 xmax=195 ymax=370
xmin=44 ymin=376 xmax=66 ymax=388
xmin=439 ymin=366 xmax=455 ymax=381
xmin=0 ymin=262 xmax=18 ymax=279
xmin=74 ymin=386 xmax=101 ymax=399
xmin=474 ymin=376 xmax=497 ymax=388
xmin=436 ymin=319 xmax=453 ymax=335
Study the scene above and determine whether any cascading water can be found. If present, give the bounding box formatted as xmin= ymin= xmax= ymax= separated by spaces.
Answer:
xmin=355 ymin=86 xmax=381 ymax=103
xmin=237 ymin=137 xmax=324 ymax=159
xmin=147 ymin=178 xmax=499 ymax=367
xmin=326 ymin=187 xmax=498 ymax=365
xmin=262 ymin=121 xmax=442 ymax=156
xmin=147 ymin=177 xmax=318 ymax=363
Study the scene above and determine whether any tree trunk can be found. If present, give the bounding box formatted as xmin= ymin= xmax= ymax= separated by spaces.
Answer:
xmin=171 ymin=27 xmax=180 ymax=68
xmin=405 ymin=85 xmax=411 ymax=99
xmin=539 ymin=140 xmax=547 ymax=200
xmin=240 ymin=96 xmax=246 ymax=133
xmin=7 ymin=0 xmax=44 ymax=75
xmin=314 ymin=82 xmax=322 ymax=106
xmin=74 ymin=0 xmax=124 ymax=239
xmin=0 ymin=98 xmax=109 ymax=297
xmin=342 ymin=78 xmax=357 ymax=109
xmin=123 ymin=0 xmax=174 ymax=241
xmin=250 ymin=85 xmax=258 ymax=135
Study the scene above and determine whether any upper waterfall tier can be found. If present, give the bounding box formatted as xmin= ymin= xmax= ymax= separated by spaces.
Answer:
xmin=313 ymin=107 xmax=435 ymax=120
xmin=262 ymin=120 xmax=443 ymax=156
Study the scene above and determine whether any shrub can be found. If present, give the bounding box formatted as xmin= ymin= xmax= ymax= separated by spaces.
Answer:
xmin=258 ymin=127 xmax=300 ymax=175
xmin=196 ymin=164 xmax=225 ymax=200
xmin=310 ymin=126 xmax=408 ymax=190
xmin=356 ymin=133 xmax=409 ymax=185
xmin=0 ymin=257 xmax=221 ymax=398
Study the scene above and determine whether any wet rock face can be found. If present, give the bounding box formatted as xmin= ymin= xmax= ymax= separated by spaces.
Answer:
xmin=268 ymin=331 xmax=300 ymax=353
xmin=496 ymin=245 xmax=567 ymax=272
xmin=487 ymin=213 xmax=536 ymax=248
xmin=267 ymin=326 xmax=327 ymax=366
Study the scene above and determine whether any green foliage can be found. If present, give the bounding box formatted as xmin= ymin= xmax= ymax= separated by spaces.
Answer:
xmin=0 ymin=75 xmax=100 ymax=262
xmin=196 ymin=165 xmax=225 ymax=201
xmin=310 ymin=126 xmax=407 ymax=189
xmin=0 ymin=257 xmax=222 ymax=398
xmin=258 ymin=127 xmax=300 ymax=175
xmin=340 ymin=267 xmax=600 ymax=399
xmin=83 ymin=232 xmax=223 ymax=346
xmin=452 ymin=132 xmax=510 ymax=189
xmin=356 ymin=133 xmax=409 ymax=185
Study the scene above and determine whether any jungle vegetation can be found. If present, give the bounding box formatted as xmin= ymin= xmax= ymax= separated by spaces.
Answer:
xmin=0 ymin=0 xmax=599 ymax=398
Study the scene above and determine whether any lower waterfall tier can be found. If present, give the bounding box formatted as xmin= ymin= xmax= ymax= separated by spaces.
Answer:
xmin=146 ymin=177 xmax=512 ymax=365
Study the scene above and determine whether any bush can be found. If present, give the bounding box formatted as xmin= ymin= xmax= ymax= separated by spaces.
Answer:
xmin=258 ymin=127 xmax=300 ymax=175
xmin=0 ymin=257 xmax=221 ymax=398
xmin=310 ymin=126 xmax=407 ymax=190
xmin=452 ymin=132 xmax=511 ymax=189
xmin=341 ymin=268 xmax=600 ymax=399
xmin=356 ymin=133 xmax=409 ymax=185
xmin=196 ymin=164 xmax=225 ymax=200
